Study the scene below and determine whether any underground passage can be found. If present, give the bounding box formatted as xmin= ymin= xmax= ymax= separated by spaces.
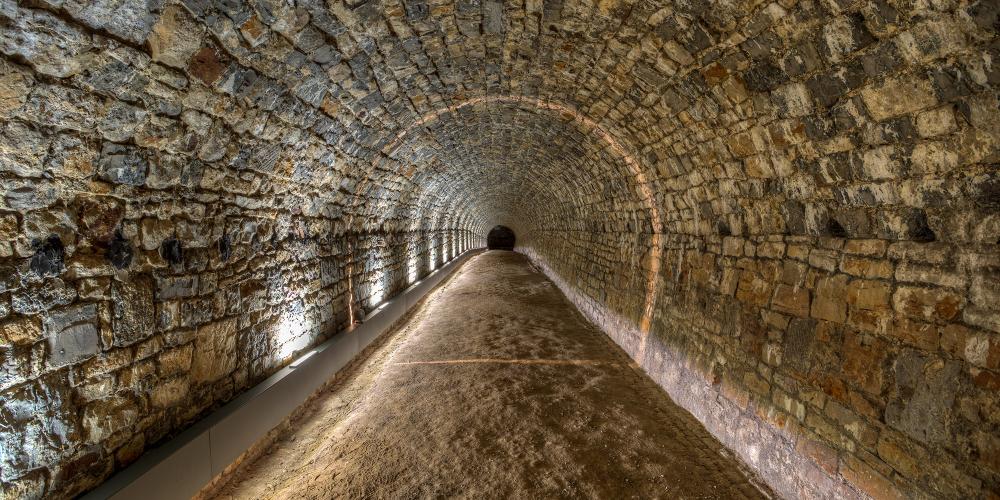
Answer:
xmin=486 ymin=225 xmax=516 ymax=250
xmin=0 ymin=0 xmax=998 ymax=499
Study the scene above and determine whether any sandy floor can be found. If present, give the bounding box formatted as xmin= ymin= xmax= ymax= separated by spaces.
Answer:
xmin=209 ymin=251 xmax=769 ymax=499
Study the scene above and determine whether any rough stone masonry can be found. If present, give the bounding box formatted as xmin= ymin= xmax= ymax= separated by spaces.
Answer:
xmin=0 ymin=0 xmax=997 ymax=498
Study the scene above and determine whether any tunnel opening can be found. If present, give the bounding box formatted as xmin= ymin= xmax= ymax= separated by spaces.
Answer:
xmin=486 ymin=225 xmax=516 ymax=250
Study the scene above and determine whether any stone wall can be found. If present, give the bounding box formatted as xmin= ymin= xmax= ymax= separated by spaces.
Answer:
xmin=0 ymin=1 xmax=480 ymax=497
xmin=513 ymin=0 xmax=1000 ymax=497
xmin=0 ymin=0 xmax=997 ymax=497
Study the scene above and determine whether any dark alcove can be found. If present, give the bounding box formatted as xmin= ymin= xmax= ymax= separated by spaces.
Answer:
xmin=487 ymin=225 xmax=516 ymax=250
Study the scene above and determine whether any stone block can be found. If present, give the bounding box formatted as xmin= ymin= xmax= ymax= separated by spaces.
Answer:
xmin=0 ymin=120 xmax=49 ymax=178
xmin=97 ymin=144 xmax=148 ymax=186
xmin=147 ymin=4 xmax=203 ymax=69
xmin=840 ymin=454 xmax=906 ymax=500
xmin=150 ymin=378 xmax=189 ymax=408
xmin=812 ymin=275 xmax=849 ymax=323
xmin=892 ymin=286 xmax=963 ymax=323
xmin=773 ymin=283 xmax=810 ymax=317
xmin=915 ymin=106 xmax=956 ymax=138
xmin=155 ymin=275 xmax=199 ymax=299
xmin=12 ymin=279 xmax=76 ymax=315
xmin=157 ymin=344 xmax=192 ymax=376
xmin=840 ymin=256 xmax=892 ymax=279
xmin=846 ymin=279 xmax=890 ymax=311
xmin=21 ymin=84 xmax=98 ymax=132
xmin=860 ymin=75 xmax=937 ymax=121
xmin=81 ymin=396 xmax=139 ymax=444
xmin=98 ymin=102 xmax=149 ymax=142
xmin=889 ymin=318 xmax=939 ymax=351
xmin=110 ymin=275 xmax=155 ymax=347
xmin=886 ymin=349 xmax=961 ymax=445
xmin=0 ymin=8 xmax=92 ymax=78
xmin=188 ymin=46 xmax=228 ymax=86
xmin=783 ymin=318 xmax=816 ymax=374
xmin=191 ymin=317 xmax=237 ymax=383
xmin=44 ymin=304 xmax=99 ymax=368
xmin=0 ymin=316 xmax=41 ymax=346
xmin=841 ymin=330 xmax=887 ymax=396
xmin=0 ymin=376 xmax=80 ymax=480
xmin=736 ymin=271 xmax=772 ymax=307
xmin=0 ymin=58 xmax=32 ymax=118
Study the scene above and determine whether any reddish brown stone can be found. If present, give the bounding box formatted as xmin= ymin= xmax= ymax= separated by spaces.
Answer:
xmin=797 ymin=436 xmax=840 ymax=474
xmin=840 ymin=455 xmax=907 ymax=500
xmin=76 ymin=196 xmax=125 ymax=246
xmin=773 ymin=283 xmax=810 ymax=317
xmin=188 ymin=46 xmax=228 ymax=86
xmin=841 ymin=330 xmax=887 ymax=396
xmin=889 ymin=318 xmax=940 ymax=351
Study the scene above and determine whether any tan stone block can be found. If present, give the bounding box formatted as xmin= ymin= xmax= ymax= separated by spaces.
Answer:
xmin=78 ymin=277 xmax=111 ymax=301
xmin=808 ymin=249 xmax=839 ymax=272
xmin=915 ymin=106 xmax=957 ymax=138
xmin=941 ymin=323 xmax=970 ymax=358
xmin=796 ymin=436 xmax=839 ymax=474
xmin=807 ymin=412 xmax=854 ymax=452
xmin=890 ymin=318 xmax=939 ymax=351
xmin=841 ymin=256 xmax=892 ymax=279
xmin=894 ymin=261 xmax=965 ymax=289
xmin=892 ymin=285 xmax=963 ymax=322
xmin=860 ymin=75 xmax=937 ymax=121
xmin=787 ymin=243 xmax=811 ymax=261
xmin=148 ymin=5 xmax=204 ymax=69
xmin=151 ymin=378 xmax=190 ymax=408
xmin=886 ymin=241 xmax=950 ymax=264
xmin=158 ymin=344 xmax=193 ymax=377
xmin=847 ymin=279 xmax=891 ymax=311
xmin=191 ymin=317 xmax=237 ymax=383
xmin=0 ymin=61 xmax=32 ymax=118
xmin=780 ymin=260 xmax=808 ymax=285
xmin=840 ymin=454 xmax=906 ymax=500
xmin=0 ymin=214 xmax=16 ymax=240
xmin=82 ymin=396 xmax=139 ymax=444
xmin=848 ymin=309 xmax=886 ymax=334
xmin=743 ymin=371 xmax=771 ymax=396
xmin=0 ymin=317 xmax=42 ymax=346
xmin=140 ymin=218 xmax=173 ymax=251
xmin=736 ymin=271 xmax=773 ymax=307
xmin=81 ymin=349 xmax=134 ymax=380
xmin=773 ymin=283 xmax=810 ymax=317
xmin=910 ymin=141 xmax=960 ymax=175
xmin=843 ymin=239 xmax=886 ymax=256
xmin=812 ymin=275 xmax=849 ymax=323
xmin=757 ymin=241 xmax=785 ymax=259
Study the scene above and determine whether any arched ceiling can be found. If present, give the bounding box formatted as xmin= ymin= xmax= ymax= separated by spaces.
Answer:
xmin=188 ymin=0 xmax=694 ymax=235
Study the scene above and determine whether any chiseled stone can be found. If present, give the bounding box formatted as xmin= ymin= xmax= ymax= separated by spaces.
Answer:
xmin=110 ymin=275 xmax=155 ymax=347
xmin=191 ymin=317 xmax=237 ymax=383
xmin=44 ymin=303 xmax=99 ymax=368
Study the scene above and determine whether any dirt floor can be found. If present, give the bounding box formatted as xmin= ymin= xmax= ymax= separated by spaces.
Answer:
xmin=208 ymin=251 xmax=769 ymax=499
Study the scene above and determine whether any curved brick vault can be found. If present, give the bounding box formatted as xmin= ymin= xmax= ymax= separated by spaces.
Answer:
xmin=0 ymin=0 xmax=998 ymax=498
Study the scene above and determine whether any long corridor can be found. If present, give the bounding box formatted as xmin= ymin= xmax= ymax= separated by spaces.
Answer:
xmin=207 ymin=251 xmax=769 ymax=499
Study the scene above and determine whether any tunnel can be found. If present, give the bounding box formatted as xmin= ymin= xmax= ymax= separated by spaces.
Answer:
xmin=0 ymin=0 xmax=998 ymax=498
xmin=486 ymin=225 xmax=515 ymax=250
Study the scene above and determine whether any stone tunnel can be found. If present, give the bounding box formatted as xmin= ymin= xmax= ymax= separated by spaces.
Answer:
xmin=0 ymin=0 xmax=998 ymax=498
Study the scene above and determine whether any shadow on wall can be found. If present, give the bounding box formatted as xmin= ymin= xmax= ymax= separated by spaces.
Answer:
xmin=487 ymin=226 xmax=515 ymax=250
